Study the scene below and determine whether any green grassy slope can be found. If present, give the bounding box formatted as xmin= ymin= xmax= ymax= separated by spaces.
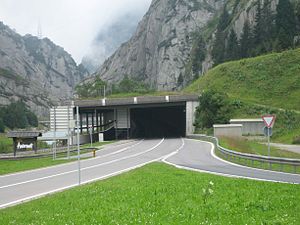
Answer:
xmin=185 ymin=48 xmax=300 ymax=143
xmin=0 ymin=163 xmax=299 ymax=224
xmin=185 ymin=48 xmax=300 ymax=111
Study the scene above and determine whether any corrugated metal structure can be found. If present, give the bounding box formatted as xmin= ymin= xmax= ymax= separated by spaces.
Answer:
xmin=50 ymin=106 xmax=74 ymax=132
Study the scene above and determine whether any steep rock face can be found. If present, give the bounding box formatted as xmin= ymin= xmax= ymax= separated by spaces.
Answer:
xmin=96 ymin=0 xmax=225 ymax=91
xmin=0 ymin=22 xmax=88 ymax=117
xmin=95 ymin=0 xmax=284 ymax=91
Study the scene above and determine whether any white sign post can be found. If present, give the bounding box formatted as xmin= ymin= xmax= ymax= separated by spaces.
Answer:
xmin=262 ymin=115 xmax=276 ymax=157
xmin=89 ymin=125 xmax=93 ymax=147
xmin=76 ymin=106 xmax=81 ymax=185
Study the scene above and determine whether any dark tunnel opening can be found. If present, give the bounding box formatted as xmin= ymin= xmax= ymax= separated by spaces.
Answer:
xmin=130 ymin=105 xmax=186 ymax=138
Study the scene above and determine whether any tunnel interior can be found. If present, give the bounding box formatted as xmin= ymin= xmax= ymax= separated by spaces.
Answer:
xmin=130 ymin=105 xmax=186 ymax=138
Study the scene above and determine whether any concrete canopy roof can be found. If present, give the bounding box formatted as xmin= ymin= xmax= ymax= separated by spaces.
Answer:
xmin=7 ymin=131 xmax=42 ymax=138
xmin=74 ymin=95 xmax=199 ymax=108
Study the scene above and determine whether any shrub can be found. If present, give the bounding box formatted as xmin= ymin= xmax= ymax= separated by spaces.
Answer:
xmin=292 ymin=136 xmax=300 ymax=144
xmin=194 ymin=90 xmax=232 ymax=129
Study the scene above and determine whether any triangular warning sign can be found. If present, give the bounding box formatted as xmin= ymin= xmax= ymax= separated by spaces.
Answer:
xmin=262 ymin=115 xmax=276 ymax=128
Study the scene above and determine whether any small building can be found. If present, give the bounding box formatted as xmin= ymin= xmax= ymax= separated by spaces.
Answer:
xmin=213 ymin=124 xmax=243 ymax=138
xmin=7 ymin=131 xmax=42 ymax=156
xmin=230 ymin=119 xmax=264 ymax=136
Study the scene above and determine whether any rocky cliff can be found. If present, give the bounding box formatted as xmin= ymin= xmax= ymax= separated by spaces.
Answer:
xmin=0 ymin=22 xmax=88 ymax=117
xmin=95 ymin=0 xmax=225 ymax=91
xmin=94 ymin=0 xmax=282 ymax=91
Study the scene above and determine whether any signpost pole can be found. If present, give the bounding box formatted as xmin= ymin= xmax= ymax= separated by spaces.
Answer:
xmin=89 ymin=127 xmax=93 ymax=147
xmin=54 ymin=106 xmax=57 ymax=160
xmin=76 ymin=106 xmax=81 ymax=185
xmin=262 ymin=115 xmax=276 ymax=158
xmin=67 ymin=106 xmax=70 ymax=159
xmin=268 ymin=128 xmax=270 ymax=157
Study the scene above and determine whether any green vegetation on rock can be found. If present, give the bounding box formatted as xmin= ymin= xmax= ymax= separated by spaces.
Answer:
xmin=76 ymin=75 xmax=154 ymax=99
xmin=0 ymin=101 xmax=38 ymax=131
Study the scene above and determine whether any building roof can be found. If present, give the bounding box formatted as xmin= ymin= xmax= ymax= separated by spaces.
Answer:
xmin=213 ymin=124 xmax=243 ymax=128
xmin=230 ymin=119 xmax=263 ymax=123
xmin=38 ymin=131 xmax=69 ymax=141
xmin=7 ymin=131 xmax=42 ymax=138
xmin=74 ymin=94 xmax=198 ymax=108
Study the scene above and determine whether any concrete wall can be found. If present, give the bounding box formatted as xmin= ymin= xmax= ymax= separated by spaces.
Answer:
xmin=72 ymin=133 xmax=99 ymax=145
xmin=116 ymin=108 xmax=130 ymax=128
xmin=213 ymin=124 xmax=243 ymax=138
xmin=230 ymin=119 xmax=264 ymax=135
xmin=186 ymin=101 xmax=199 ymax=135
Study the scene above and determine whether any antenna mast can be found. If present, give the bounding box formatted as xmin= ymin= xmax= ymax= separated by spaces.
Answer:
xmin=37 ymin=20 xmax=43 ymax=39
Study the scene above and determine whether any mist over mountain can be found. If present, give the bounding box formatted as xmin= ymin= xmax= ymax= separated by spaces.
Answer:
xmin=81 ymin=13 xmax=145 ymax=73
xmin=92 ymin=0 xmax=300 ymax=91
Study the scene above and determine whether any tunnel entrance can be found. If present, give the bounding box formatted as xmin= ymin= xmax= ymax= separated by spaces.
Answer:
xmin=130 ymin=105 xmax=186 ymax=138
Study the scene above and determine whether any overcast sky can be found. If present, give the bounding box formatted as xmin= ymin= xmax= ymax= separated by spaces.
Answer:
xmin=0 ymin=0 xmax=152 ymax=63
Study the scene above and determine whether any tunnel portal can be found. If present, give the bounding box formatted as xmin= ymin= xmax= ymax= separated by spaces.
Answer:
xmin=130 ymin=105 xmax=186 ymax=138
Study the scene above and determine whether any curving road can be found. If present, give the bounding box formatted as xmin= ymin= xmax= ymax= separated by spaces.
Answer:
xmin=163 ymin=139 xmax=300 ymax=184
xmin=0 ymin=138 xmax=299 ymax=209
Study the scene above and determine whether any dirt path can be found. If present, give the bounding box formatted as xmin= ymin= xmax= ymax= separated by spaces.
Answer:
xmin=269 ymin=143 xmax=300 ymax=154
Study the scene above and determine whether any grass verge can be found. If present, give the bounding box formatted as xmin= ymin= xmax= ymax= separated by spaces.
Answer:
xmin=219 ymin=137 xmax=300 ymax=159
xmin=217 ymin=137 xmax=300 ymax=173
xmin=0 ymin=157 xmax=74 ymax=176
xmin=0 ymin=141 xmax=114 ymax=175
xmin=0 ymin=163 xmax=299 ymax=224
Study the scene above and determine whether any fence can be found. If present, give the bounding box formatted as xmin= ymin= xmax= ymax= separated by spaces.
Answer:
xmin=0 ymin=147 xmax=97 ymax=160
xmin=188 ymin=134 xmax=300 ymax=174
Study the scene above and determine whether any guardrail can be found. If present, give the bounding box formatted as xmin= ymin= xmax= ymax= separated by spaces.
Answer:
xmin=188 ymin=134 xmax=300 ymax=174
xmin=0 ymin=147 xmax=97 ymax=160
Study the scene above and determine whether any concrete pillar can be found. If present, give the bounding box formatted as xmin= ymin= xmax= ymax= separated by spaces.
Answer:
xmin=186 ymin=101 xmax=199 ymax=135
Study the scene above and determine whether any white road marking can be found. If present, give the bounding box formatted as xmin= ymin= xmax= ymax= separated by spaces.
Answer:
xmin=0 ymin=138 xmax=184 ymax=209
xmin=163 ymin=138 xmax=299 ymax=184
xmin=162 ymin=138 xmax=184 ymax=162
xmin=0 ymin=139 xmax=164 ymax=189
xmin=0 ymin=140 xmax=141 ymax=178
xmin=190 ymin=138 xmax=300 ymax=177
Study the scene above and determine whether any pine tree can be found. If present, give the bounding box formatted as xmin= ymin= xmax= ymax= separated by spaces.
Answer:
xmin=212 ymin=31 xmax=226 ymax=65
xmin=212 ymin=7 xmax=230 ymax=65
xmin=226 ymin=29 xmax=239 ymax=61
xmin=218 ymin=7 xmax=230 ymax=31
xmin=253 ymin=0 xmax=263 ymax=46
xmin=240 ymin=20 xmax=252 ymax=58
xmin=260 ymin=0 xmax=275 ymax=52
xmin=276 ymin=0 xmax=296 ymax=50
xmin=191 ymin=35 xmax=206 ymax=79
xmin=295 ymin=2 xmax=300 ymax=32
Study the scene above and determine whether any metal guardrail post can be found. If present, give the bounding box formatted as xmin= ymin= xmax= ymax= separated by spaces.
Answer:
xmin=187 ymin=134 xmax=300 ymax=174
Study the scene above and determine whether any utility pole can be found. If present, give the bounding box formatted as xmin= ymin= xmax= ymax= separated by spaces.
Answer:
xmin=76 ymin=106 xmax=81 ymax=185
xmin=37 ymin=20 xmax=43 ymax=39
xmin=53 ymin=106 xmax=57 ymax=160
xmin=67 ymin=106 xmax=70 ymax=159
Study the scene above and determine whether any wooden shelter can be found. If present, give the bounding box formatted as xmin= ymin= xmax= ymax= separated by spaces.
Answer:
xmin=7 ymin=131 xmax=42 ymax=156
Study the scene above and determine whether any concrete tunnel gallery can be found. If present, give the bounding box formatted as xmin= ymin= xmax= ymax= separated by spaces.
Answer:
xmin=77 ymin=104 xmax=186 ymax=139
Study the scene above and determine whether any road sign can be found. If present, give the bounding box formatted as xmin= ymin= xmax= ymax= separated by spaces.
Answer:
xmin=263 ymin=127 xmax=272 ymax=137
xmin=262 ymin=115 xmax=276 ymax=128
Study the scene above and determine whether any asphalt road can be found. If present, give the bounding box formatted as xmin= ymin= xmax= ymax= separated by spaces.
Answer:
xmin=0 ymin=138 xmax=299 ymax=209
xmin=163 ymin=138 xmax=300 ymax=184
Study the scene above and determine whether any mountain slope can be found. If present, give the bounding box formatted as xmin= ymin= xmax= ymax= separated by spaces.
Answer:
xmin=93 ymin=0 xmax=300 ymax=92
xmin=0 ymin=22 xmax=88 ymax=117
xmin=95 ymin=0 xmax=225 ymax=91
xmin=185 ymin=48 xmax=300 ymax=111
